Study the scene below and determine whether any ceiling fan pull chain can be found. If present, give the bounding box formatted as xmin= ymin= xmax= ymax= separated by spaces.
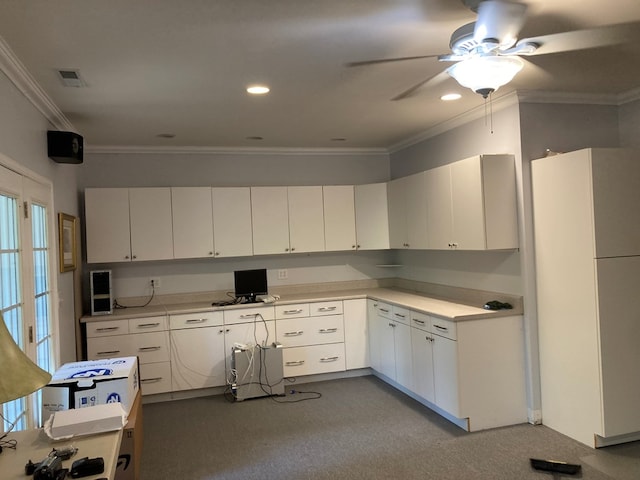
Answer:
xmin=490 ymin=92 xmax=494 ymax=134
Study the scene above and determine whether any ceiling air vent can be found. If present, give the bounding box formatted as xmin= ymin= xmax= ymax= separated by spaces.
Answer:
xmin=57 ymin=69 xmax=85 ymax=87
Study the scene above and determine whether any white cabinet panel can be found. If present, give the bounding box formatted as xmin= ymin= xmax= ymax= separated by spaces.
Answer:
xmin=171 ymin=187 xmax=214 ymax=259
xmin=288 ymin=186 xmax=325 ymax=253
xmin=129 ymin=187 xmax=174 ymax=261
xmin=212 ymin=187 xmax=254 ymax=258
xmin=343 ymin=299 xmax=368 ymax=370
xmin=425 ymin=166 xmax=453 ymax=250
xmin=85 ymin=188 xmax=131 ymax=263
xmin=450 ymin=157 xmax=486 ymax=250
xmin=251 ymin=186 xmax=290 ymax=255
xmin=394 ymin=321 xmax=413 ymax=391
xmin=354 ymin=182 xmax=389 ymax=250
xmin=170 ymin=326 xmax=226 ymax=390
xmin=432 ymin=333 xmax=460 ymax=416
xmin=139 ymin=362 xmax=172 ymax=395
xmin=276 ymin=315 xmax=344 ymax=347
xmin=388 ymin=172 xmax=428 ymax=249
xmin=323 ymin=185 xmax=357 ymax=252
xmin=411 ymin=323 xmax=435 ymax=404
xmin=387 ymin=177 xmax=408 ymax=249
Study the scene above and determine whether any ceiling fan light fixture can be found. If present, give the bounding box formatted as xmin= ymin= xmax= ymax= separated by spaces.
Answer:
xmin=447 ymin=55 xmax=524 ymax=98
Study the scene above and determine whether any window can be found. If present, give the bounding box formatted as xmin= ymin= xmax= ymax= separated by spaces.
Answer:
xmin=0 ymin=162 xmax=57 ymax=432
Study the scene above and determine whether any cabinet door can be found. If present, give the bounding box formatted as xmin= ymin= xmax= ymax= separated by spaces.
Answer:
xmin=450 ymin=156 xmax=486 ymax=250
xmin=323 ymin=185 xmax=357 ymax=252
xmin=425 ymin=166 xmax=453 ymax=250
xmin=212 ymin=187 xmax=253 ymax=258
xmin=394 ymin=321 xmax=413 ymax=390
xmin=405 ymin=171 xmax=428 ymax=249
xmin=251 ymin=186 xmax=290 ymax=255
xmin=387 ymin=177 xmax=408 ymax=248
xmin=288 ymin=186 xmax=325 ymax=253
xmin=354 ymin=182 xmax=390 ymax=250
xmin=129 ymin=187 xmax=174 ymax=261
xmin=411 ymin=326 xmax=435 ymax=404
xmin=170 ymin=326 xmax=226 ymax=390
xmin=433 ymin=334 xmax=460 ymax=417
xmin=171 ymin=187 xmax=214 ymax=259
xmin=343 ymin=299 xmax=369 ymax=370
xmin=367 ymin=300 xmax=382 ymax=372
xmin=378 ymin=317 xmax=396 ymax=380
xmin=85 ymin=188 xmax=131 ymax=263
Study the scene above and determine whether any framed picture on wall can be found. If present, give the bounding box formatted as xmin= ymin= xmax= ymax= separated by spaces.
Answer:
xmin=58 ymin=212 xmax=77 ymax=272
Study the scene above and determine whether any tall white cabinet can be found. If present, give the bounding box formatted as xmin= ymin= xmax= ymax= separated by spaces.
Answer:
xmin=532 ymin=147 xmax=640 ymax=447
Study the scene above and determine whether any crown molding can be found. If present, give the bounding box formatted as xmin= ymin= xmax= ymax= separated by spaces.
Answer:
xmin=85 ymin=144 xmax=390 ymax=156
xmin=0 ymin=36 xmax=76 ymax=132
xmin=618 ymin=86 xmax=640 ymax=105
xmin=516 ymin=89 xmax=619 ymax=105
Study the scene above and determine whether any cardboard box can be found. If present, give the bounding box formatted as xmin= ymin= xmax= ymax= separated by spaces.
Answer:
xmin=42 ymin=357 xmax=139 ymax=421
xmin=116 ymin=390 xmax=143 ymax=480
xmin=49 ymin=402 xmax=127 ymax=439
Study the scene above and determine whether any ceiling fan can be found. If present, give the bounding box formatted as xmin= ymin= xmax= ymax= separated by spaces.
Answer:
xmin=349 ymin=0 xmax=639 ymax=99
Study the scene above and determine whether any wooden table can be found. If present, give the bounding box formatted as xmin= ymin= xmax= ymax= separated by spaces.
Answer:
xmin=0 ymin=427 xmax=122 ymax=479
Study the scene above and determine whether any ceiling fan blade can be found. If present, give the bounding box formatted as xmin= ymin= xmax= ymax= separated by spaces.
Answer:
xmin=391 ymin=70 xmax=451 ymax=101
xmin=474 ymin=0 xmax=528 ymax=49
xmin=521 ymin=21 xmax=640 ymax=56
xmin=346 ymin=55 xmax=442 ymax=67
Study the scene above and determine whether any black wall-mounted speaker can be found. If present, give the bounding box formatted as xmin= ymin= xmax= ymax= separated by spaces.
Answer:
xmin=90 ymin=270 xmax=112 ymax=315
xmin=47 ymin=130 xmax=84 ymax=164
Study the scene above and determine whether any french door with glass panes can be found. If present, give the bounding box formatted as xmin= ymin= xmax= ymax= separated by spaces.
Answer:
xmin=0 ymin=163 xmax=57 ymax=433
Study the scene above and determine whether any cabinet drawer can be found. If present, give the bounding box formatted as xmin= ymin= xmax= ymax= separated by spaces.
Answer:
xmin=282 ymin=343 xmax=346 ymax=376
xmin=169 ymin=311 xmax=223 ymax=330
xmin=375 ymin=302 xmax=393 ymax=320
xmin=139 ymin=362 xmax=172 ymax=395
xmin=129 ymin=315 xmax=167 ymax=333
xmin=309 ymin=301 xmax=343 ymax=316
xmin=224 ymin=305 xmax=275 ymax=324
xmin=277 ymin=315 xmax=344 ymax=347
xmin=410 ymin=311 xmax=432 ymax=332
xmin=391 ymin=305 xmax=411 ymax=325
xmin=87 ymin=335 xmax=131 ymax=359
xmin=86 ymin=319 xmax=129 ymax=338
xmin=431 ymin=317 xmax=457 ymax=340
xmin=275 ymin=303 xmax=310 ymax=319
xmin=129 ymin=331 xmax=170 ymax=363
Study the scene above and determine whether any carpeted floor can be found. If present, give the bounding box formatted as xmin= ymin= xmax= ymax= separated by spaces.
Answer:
xmin=140 ymin=376 xmax=639 ymax=479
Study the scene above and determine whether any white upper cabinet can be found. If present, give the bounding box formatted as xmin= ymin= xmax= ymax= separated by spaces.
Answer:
xmin=323 ymin=185 xmax=357 ymax=252
xmin=388 ymin=172 xmax=428 ymax=249
xmin=212 ymin=187 xmax=253 ymax=258
xmin=129 ymin=187 xmax=174 ymax=261
xmin=288 ymin=186 xmax=325 ymax=253
xmin=171 ymin=187 xmax=214 ymax=259
xmin=354 ymin=182 xmax=390 ymax=250
xmin=85 ymin=188 xmax=132 ymax=263
xmin=426 ymin=154 xmax=518 ymax=250
xmin=251 ymin=186 xmax=290 ymax=255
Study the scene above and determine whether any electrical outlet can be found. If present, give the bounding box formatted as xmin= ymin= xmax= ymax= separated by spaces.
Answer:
xmin=278 ymin=269 xmax=288 ymax=280
xmin=150 ymin=277 xmax=161 ymax=288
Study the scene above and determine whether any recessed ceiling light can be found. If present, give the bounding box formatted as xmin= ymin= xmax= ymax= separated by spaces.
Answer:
xmin=246 ymin=85 xmax=270 ymax=95
xmin=441 ymin=93 xmax=462 ymax=101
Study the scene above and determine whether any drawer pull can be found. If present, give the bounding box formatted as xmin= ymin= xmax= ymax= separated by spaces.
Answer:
xmin=318 ymin=306 xmax=337 ymax=312
xmin=319 ymin=328 xmax=338 ymax=334
xmin=434 ymin=324 xmax=449 ymax=332
xmin=141 ymin=377 xmax=163 ymax=383
xmin=394 ymin=313 xmax=406 ymax=318
xmin=138 ymin=346 xmax=161 ymax=352
xmin=136 ymin=322 xmax=160 ymax=328
xmin=283 ymin=309 xmax=304 ymax=315
xmin=379 ymin=308 xmax=389 ymax=313
xmin=240 ymin=313 xmax=259 ymax=319
xmin=320 ymin=356 xmax=339 ymax=362
xmin=186 ymin=318 xmax=206 ymax=324
xmin=284 ymin=330 xmax=304 ymax=337
xmin=285 ymin=360 xmax=305 ymax=366
xmin=96 ymin=326 xmax=120 ymax=332
xmin=96 ymin=350 xmax=120 ymax=356
xmin=413 ymin=319 xmax=425 ymax=325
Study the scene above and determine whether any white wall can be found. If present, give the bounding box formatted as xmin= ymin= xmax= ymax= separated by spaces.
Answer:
xmin=619 ymin=98 xmax=640 ymax=147
xmin=0 ymin=71 xmax=80 ymax=365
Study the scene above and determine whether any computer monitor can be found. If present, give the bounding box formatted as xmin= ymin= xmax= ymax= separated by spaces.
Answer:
xmin=234 ymin=268 xmax=268 ymax=303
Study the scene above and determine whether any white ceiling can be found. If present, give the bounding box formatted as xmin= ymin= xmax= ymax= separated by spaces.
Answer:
xmin=1 ymin=0 xmax=639 ymax=150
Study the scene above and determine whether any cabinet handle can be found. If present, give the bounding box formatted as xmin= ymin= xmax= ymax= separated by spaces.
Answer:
xmin=141 ymin=377 xmax=163 ymax=383
xmin=319 ymin=328 xmax=338 ymax=334
xmin=426 ymin=336 xmax=434 ymax=342
xmin=283 ymin=309 xmax=304 ymax=315
xmin=240 ymin=313 xmax=260 ymax=319
xmin=320 ymin=356 xmax=339 ymax=362
xmin=413 ymin=319 xmax=425 ymax=325
xmin=96 ymin=350 xmax=120 ymax=356
xmin=291 ymin=247 xmax=296 ymax=252
xmin=132 ymin=255 xmax=137 ymax=259
xmin=284 ymin=330 xmax=304 ymax=336
xmin=318 ymin=306 xmax=337 ymax=312
xmin=433 ymin=324 xmax=448 ymax=332
xmin=388 ymin=322 xmax=396 ymax=328
xmin=125 ymin=255 xmax=130 ymax=260
xmin=394 ymin=313 xmax=406 ymax=318
xmin=96 ymin=326 xmax=120 ymax=332
xmin=285 ymin=360 xmax=305 ymax=366
xmin=136 ymin=322 xmax=160 ymax=328
xmin=379 ymin=308 xmax=389 ymax=313
xmin=186 ymin=318 xmax=206 ymax=324
xmin=138 ymin=346 xmax=161 ymax=352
